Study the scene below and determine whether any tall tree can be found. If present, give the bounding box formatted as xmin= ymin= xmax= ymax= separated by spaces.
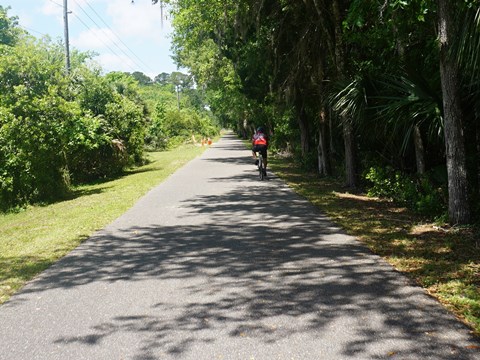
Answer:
xmin=332 ymin=0 xmax=357 ymax=187
xmin=154 ymin=72 xmax=170 ymax=85
xmin=438 ymin=0 xmax=470 ymax=224
xmin=164 ymin=0 xmax=478 ymax=222
xmin=0 ymin=6 xmax=22 ymax=46
xmin=130 ymin=71 xmax=152 ymax=85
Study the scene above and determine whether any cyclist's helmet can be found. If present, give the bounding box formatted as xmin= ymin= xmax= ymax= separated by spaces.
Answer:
xmin=257 ymin=126 xmax=265 ymax=133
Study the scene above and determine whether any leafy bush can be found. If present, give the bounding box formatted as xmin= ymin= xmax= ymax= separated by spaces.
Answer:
xmin=145 ymin=100 xmax=219 ymax=150
xmin=270 ymin=109 xmax=296 ymax=153
xmin=414 ymin=176 xmax=446 ymax=217
xmin=69 ymin=69 xmax=147 ymax=181
xmin=364 ymin=166 xmax=446 ymax=217
xmin=104 ymin=94 xmax=145 ymax=163
xmin=0 ymin=40 xmax=74 ymax=208
xmin=0 ymin=33 xmax=148 ymax=208
xmin=65 ymin=114 xmax=120 ymax=183
xmin=145 ymin=102 xmax=168 ymax=150
xmin=0 ymin=7 xmax=218 ymax=210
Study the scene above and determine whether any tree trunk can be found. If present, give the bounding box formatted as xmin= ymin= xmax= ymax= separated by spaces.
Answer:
xmin=332 ymin=0 xmax=356 ymax=187
xmin=241 ymin=117 xmax=248 ymax=139
xmin=413 ymin=124 xmax=426 ymax=175
xmin=297 ymin=104 xmax=310 ymax=157
xmin=343 ymin=120 xmax=356 ymax=187
xmin=332 ymin=0 xmax=346 ymax=78
xmin=438 ymin=0 xmax=470 ymax=224
xmin=477 ymin=118 xmax=480 ymax=196
xmin=395 ymin=11 xmax=426 ymax=176
xmin=310 ymin=0 xmax=335 ymax=61
xmin=317 ymin=108 xmax=330 ymax=176
xmin=329 ymin=108 xmax=335 ymax=156
xmin=316 ymin=52 xmax=330 ymax=176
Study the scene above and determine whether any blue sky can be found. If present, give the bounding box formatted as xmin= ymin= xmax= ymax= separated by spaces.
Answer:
xmin=4 ymin=0 xmax=179 ymax=78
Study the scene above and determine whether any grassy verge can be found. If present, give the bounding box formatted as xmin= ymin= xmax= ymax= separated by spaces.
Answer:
xmin=0 ymin=144 xmax=205 ymax=304
xmin=269 ymin=156 xmax=480 ymax=337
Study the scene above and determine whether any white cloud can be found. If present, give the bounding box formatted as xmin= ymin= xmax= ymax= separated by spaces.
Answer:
xmin=72 ymin=28 xmax=115 ymax=49
xmin=106 ymin=0 xmax=172 ymax=44
xmin=40 ymin=1 xmax=62 ymax=17
xmin=26 ymin=0 xmax=178 ymax=75
xmin=93 ymin=52 xmax=136 ymax=73
xmin=39 ymin=0 xmax=63 ymax=26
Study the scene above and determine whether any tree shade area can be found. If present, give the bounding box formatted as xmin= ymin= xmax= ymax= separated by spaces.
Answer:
xmin=0 ymin=5 xmax=218 ymax=211
xmin=2 ymin=2 xmax=480 ymax=225
xmin=156 ymin=0 xmax=480 ymax=225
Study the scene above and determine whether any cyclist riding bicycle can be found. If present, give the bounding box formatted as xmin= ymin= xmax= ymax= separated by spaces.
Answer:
xmin=252 ymin=126 xmax=268 ymax=174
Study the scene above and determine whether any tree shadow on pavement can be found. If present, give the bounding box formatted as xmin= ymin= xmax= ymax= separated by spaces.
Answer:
xmin=7 ymin=181 xmax=478 ymax=359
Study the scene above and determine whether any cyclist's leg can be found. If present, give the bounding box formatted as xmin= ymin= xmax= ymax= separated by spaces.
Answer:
xmin=260 ymin=146 xmax=267 ymax=174
xmin=261 ymin=146 xmax=267 ymax=168
xmin=252 ymin=145 xmax=260 ymax=165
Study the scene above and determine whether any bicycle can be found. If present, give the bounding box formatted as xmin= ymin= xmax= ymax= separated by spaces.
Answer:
xmin=257 ymin=152 xmax=267 ymax=180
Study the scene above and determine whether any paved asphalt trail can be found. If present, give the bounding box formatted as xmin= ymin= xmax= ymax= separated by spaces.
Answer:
xmin=1 ymin=133 xmax=479 ymax=360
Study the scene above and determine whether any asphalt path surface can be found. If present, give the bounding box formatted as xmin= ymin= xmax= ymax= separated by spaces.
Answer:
xmin=1 ymin=133 xmax=479 ymax=359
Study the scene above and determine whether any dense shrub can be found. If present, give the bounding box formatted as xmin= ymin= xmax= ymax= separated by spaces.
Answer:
xmin=65 ymin=69 xmax=147 ymax=182
xmin=0 ymin=40 xmax=74 ymax=208
xmin=0 ymin=7 xmax=218 ymax=210
xmin=145 ymin=100 xmax=219 ymax=150
xmin=65 ymin=114 xmax=122 ymax=183
xmin=0 ymin=36 xmax=148 ymax=208
xmin=364 ymin=166 xmax=446 ymax=217
xmin=145 ymin=102 xmax=168 ymax=150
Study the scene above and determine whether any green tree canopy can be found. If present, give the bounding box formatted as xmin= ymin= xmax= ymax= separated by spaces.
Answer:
xmin=162 ymin=0 xmax=480 ymax=224
xmin=0 ymin=6 xmax=23 ymax=46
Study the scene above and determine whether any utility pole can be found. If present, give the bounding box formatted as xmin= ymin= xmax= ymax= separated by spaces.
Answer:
xmin=63 ymin=0 xmax=71 ymax=73
xmin=176 ymin=85 xmax=180 ymax=110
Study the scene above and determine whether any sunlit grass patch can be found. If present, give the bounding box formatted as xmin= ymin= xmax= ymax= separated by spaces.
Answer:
xmin=432 ymin=281 xmax=480 ymax=332
xmin=0 ymin=145 xmax=205 ymax=304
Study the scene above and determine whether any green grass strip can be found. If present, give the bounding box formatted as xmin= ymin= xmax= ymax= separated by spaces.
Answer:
xmin=0 ymin=145 xmax=205 ymax=304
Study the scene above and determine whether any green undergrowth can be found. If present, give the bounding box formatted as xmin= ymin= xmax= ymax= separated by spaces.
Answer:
xmin=0 ymin=144 xmax=205 ymax=304
xmin=269 ymin=156 xmax=480 ymax=337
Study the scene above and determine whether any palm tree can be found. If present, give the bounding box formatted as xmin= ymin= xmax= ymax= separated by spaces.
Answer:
xmin=371 ymin=74 xmax=443 ymax=174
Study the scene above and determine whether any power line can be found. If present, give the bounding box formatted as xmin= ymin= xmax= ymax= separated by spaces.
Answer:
xmin=70 ymin=11 xmax=137 ymax=73
xmin=48 ymin=0 xmax=63 ymax=9
xmin=71 ymin=0 xmax=154 ymax=74
xmin=71 ymin=0 xmax=141 ymax=71
xmin=49 ymin=0 xmax=150 ymax=74
xmin=82 ymin=0 xmax=155 ymax=73
xmin=71 ymin=0 xmax=136 ymax=66
xmin=19 ymin=25 xmax=47 ymax=37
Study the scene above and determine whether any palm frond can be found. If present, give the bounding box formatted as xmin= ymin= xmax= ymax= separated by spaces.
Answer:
xmin=329 ymin=77 xmax=367 ymax=127
xmin=454 ymin=4 xmax=480 ymax=81
xmin=367 ymin=73 xmax=442 ymax=155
